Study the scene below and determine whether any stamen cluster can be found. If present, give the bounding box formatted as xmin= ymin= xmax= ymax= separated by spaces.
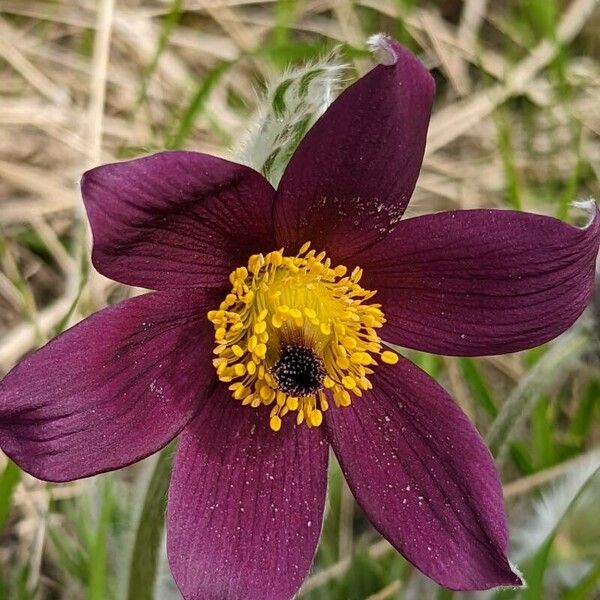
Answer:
xmin=207 ymin=242 xmax=399 ymax=431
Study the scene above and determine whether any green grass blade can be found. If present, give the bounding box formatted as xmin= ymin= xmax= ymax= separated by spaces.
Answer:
xmin=531 ymin=395 xmax=556 ymax=468
xmin=137 ymin=0 xmax=183 ymax=106
xmin=459 ymin=358 xmax=497 ymax=417
xmin=88 ymin=482 xmax=112 ymax=600
xmin=495 ymin=110 xmax=522 ymax=210
xmin=0 ymin=461 xmax=20 ymax=532
xmin=166 ymin=60 xmax=233 ymax=149
xmin=122 ymin=446 xmax=174 ymax=600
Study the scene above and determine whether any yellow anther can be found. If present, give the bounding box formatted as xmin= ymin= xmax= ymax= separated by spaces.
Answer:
xmin=233 ymin=363 xmax=246 ymax=377
xmin=351 ymin=352 xmax=372 ymax=366
xmin=381 ymin=350 xmax=399 ymax=365
xmin=310 ymin=409 xmax=323 ymax=427
xmin=233 ymin=386 xmax=247 ymax=400
xmin=248 ymin=335 xmax=258 ymax=352
xmin=304 ymin=307 xmax=317 ymax=320
xmin=289 ymin=308 xmax=302 ymax=320
xmin=342 ymin=375 xmax=357 ymax=390
xmin=337 ymin=355 xmax=350 ymax=369
xmin=232 ymin=345 xmax=244 ymax=358
xmin=254 ymin=321 xmax=267 ymax=334
xmin=270 ymin=415 xmax=282 ymax=432
xmin=342 ymin=336 xmax=357 ymax=349
xmin=260 ymin=386 xmax=274 ymax=401
xmin=269 ymin=250 xmax=283 ymax=266
xmin=299 ymin=241 xmax=311 ymax=254
xmin=286 ymin=396 xmax=299 ymax=411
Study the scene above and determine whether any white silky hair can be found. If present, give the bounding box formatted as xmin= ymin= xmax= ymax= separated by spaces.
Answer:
xmin=513 ymin=451 xmax=600 ymax=561
xmin=236 ymin=52 xmax=347 ymax=188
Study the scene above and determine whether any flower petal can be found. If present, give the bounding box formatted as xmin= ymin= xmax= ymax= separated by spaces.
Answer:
xmin=359 ymin=207 xmax=600 ymax=356
xmin=82 ymin=151 xmax=276 ymax=290
xmin=274 ymin=39 xmax=435 ymax=261
xmin=325 ymin=357 xmax=521 ymax=591
xmin=167 ymin=389 xmax=328 ymax=600
xmin=0 ymin=289 xmax=219 ymax=482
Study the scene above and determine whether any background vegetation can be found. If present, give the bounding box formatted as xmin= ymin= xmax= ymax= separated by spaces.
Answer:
xmin=0 ymin=0 xmax=599 ymax=598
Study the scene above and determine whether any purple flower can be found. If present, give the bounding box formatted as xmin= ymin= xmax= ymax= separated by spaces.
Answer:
xmin=1 ymin=37 xmax=599 ymax=599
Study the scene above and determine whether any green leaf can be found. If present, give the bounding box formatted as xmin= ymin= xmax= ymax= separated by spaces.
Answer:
xmin=121 ymin=445 xmax=174 ymax=600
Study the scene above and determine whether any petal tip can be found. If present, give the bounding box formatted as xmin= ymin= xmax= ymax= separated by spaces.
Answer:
xmin=367 ymin=33 xmax=398 ymax=66
xmin=507 ymin=561 xmax=525 ymax=588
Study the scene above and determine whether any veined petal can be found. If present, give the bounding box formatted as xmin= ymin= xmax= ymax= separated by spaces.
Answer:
xmin=325 ymin=357 xmax=521 ymax=591
xmin=167 ymin=388 xmax=328 ymax=600
xmin=274 ymin=38 xmax=434 ymax=261
xmin=359 ymin=207 xmax=600 ymax=356
xmin=0 ymin=289 xmax=219 ymax=482
xmin=82 ymin=151 xmax=276 ymax=290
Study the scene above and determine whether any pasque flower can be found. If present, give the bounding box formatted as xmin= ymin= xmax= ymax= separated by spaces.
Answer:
xmin=1 ymin=36 xmax=599 ymax=599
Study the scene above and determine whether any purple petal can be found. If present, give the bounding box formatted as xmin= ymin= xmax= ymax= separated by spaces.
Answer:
xmin=359 ymin=207 xmax=600 ymax=356
xmin=82 ymin=151 xmax=276 ymax=290
xmin=326 ymin=357 xmax=521 ymax=591
xmin=167 ymin=388 xmax=328 ymax=600
xmin=0 ymin=289 xmax=219 ymax=482
xmin=274 ymin=39 xmax=435 ymax=261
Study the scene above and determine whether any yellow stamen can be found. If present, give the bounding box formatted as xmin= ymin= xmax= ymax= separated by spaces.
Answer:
xmin=381 ymin=350 xmax=399 ymax=365
xmin=207 ymin=243 xmax=396 ymax=431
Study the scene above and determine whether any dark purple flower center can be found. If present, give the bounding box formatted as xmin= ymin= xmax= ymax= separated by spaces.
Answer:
xmin=271 ymin=344 xmax=325 ymax=397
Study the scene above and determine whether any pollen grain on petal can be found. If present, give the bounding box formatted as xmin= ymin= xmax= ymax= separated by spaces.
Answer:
xmin=207 ymin=244 xmax=395 ymax=430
